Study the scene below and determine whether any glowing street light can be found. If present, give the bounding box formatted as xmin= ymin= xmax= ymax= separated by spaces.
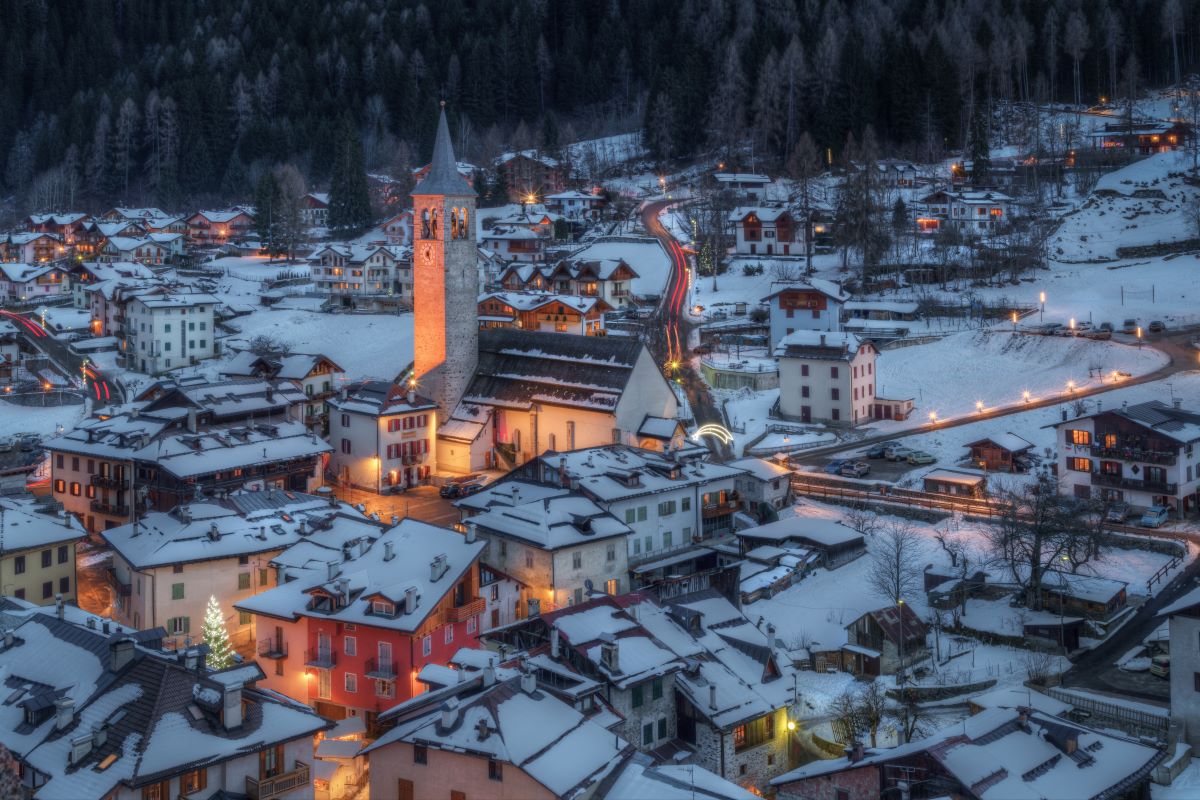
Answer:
xmin=1039 ymin=291 xmax=1046 ymax=323
xmin=1068 ymin=318 xmax=1075 ymax=331
xmin=1066 ymin=380 xmax=1076 ymax=392
xmin=1022 ymin=390 xmax=1032 ymax=403
xmin=786 ymin=720 xmax=797 ymax=732
xmin=928 ymin=411 xmax=938 ymax=425
xmin=975 ymin=400 xmax=984 ymax=413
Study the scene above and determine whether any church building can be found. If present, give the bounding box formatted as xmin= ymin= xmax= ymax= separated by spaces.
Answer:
xmin=409 ymin=106 xmax=680 ymax=476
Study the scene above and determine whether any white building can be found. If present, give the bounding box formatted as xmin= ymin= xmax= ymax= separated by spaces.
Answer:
xmin=917 ymin=189 xmax=1014 ymax=232
xmin=480 ymin=226 xmax=547 ymax=263
xmin=712 ymin=172 xmax=772 ymax=199
xmin=1053 ymin=399 xmax=1200 ymax=515
xmin=219 ymin=351 xmax=345 ymax=433
xmin=775 ymin=331 xmax=878 ymax=426
xmin=123 ymin=291 xmax=218 ymax=374
xmin=327 ymin=381 xmax=437 ymax=491
xmin=0 ymin=263 xmax=67 ymax=303
xmin=98 ymin=236 xmax=171 ymax=264
xmin=760 ymin=280 xmax=849 ymax=347
xmin=728 ymin=207 xmax=799 ymax=256
xmin=544 ymin=189 xmax=604 ymax=220
xmin=310 ymin=243 xmax=412 ymax=308
xmin=727 ymin=457 xmax=795 ymax=515
xmin=1164 ymin=586 xmax=1200 ymax=746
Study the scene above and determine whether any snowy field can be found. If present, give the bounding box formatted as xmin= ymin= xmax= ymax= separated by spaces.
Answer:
xmin=204 ymin=255 xmax=309 ymax=282
xmin=0 ymin=398 xmax=87 ymax=440
xmin=571 ymin=239 xmax=672 ymax=296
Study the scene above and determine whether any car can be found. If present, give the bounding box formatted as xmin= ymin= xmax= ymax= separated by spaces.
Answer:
xmin=1105 ymin=502 xmax=1131 ymax=523
xmin=1086 ymin=329 xmax=1111 ymax=340
xmin=1140 ymin=505 xmax=1171 ymax=528
xmin=823 ymin=459 xmax=849 ymax=474
xmin=886 ymin=447 xmax=914 ymax=462
xmin=865 ymin=441 xmax=900 ymax=459
xmin=1122 ymin=319 xmax=1138 ymax=334
xmin=1149 ymin=320 xmax=1166 ymax=333
xmin=439 ymin=474 xmax=482 ymax=497
xmin=840 ymin=461 xmax=871 ymax=478
xmin=455 ymin=480 xmax=486 ymax=497
xmin=1150 ymin=654 xmax=1171 ymax=679
xmin=1098 ymin=321 xmax=1114 ymax=332
xmin=906 ymin=450 xmax=936 ymax=465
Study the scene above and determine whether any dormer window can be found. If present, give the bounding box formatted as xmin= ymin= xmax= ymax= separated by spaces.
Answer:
xmin=372 ymin=600 xmax=394 ymax=616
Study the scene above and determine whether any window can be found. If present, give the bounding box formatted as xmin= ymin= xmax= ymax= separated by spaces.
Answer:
xmin=572 ymin=551 xmax=582 ymax=569
xmin=59 ymin=577 xmax=70 ymax=594
xmin=260 ymin=568 xmax=268 ymax=586
xmin=663 ymin=531 xmax=673 ymax=548
xmin=658 ymin=717 xmax=667 ymax=739
xmin=831 ymin=388 xmax=840 ymax=400
xmin=376 ymin=679 xmax=394 ymax=698
xmin=632 ymin=685 xmax=644 ymax=708
xmin=167 ymin=617 xmax=189 ymax=635
xmin=142 ymin=782 xmax=170 ymax=800
xmin=41 ymin=549 xmax=51 ymax=568
xmin=681 ymin=496 xmax=691 ymax=512
xmin=836 ymin=791 xmax=850 ymax=800
xmin=422 ymin=635 xmax=432 ymax=656
xmin=345 ymin=673 xmax=358 ymax=693
xmin=625 ymin=508 xmax=636 ymax=524
xmin=467 ymin=616 xmax=477 ymax=634
xmin=413 ymin=744 xmax=428 ymax=765
xmin=606 ymin=578 xmax=618 ymax=595
xmin=238 ymin=573 xmax=251 ymax=590
xmin=643 ymin=536 xmax=652 ymax=552
xmin=1068 ymin=457 xmax=1092 ymax=472
xmin=70 ymin=482 xmax=81 ymax=496
xmin=832 ymin=408 xmax=840 ymax=421
xmin=180 ymin=769 xmax=207 ymax=794
xmin=445 ymin=625 xmax=454 ymax=645
xmin=238 ymin=555 xmax=249 ymax=565
xmin=372 ymin=600 xmax=394 ymax=616
xmin=525 ymin=553 xmax=534 ymax=569
xmin=341 ymin=439 xmax=351 ymax=454
xmin=733 ymin=714 xmax=775 ymax=751
xmin=606 ymin=543 xmax=616 ymax=562
xmin=42 ymin=581 xmax=52 ymax=599
xmin=344 ymin=636 xmax=357 ymax=656
xmin=637 ymin=506 xmax=647 ymax=522
xmin=488 ymin=760 xmax=503 ymax=782
xmin=658 ymin=500 xmax=676 ymax=516
xmin=172 ymin=583 xmax=185 ymax=599
xmin=800 ymin=364 xmax=809 ymax=377
xmin=643 ymin=722 xmax=654 ymax=745
xmin=652 ymin=677 xmax=663 ymax=700
xmin=831 ymin=367 xmax=839 ymax=378
xmin=54 ymin=479 xmax=64 ymax=493
xmin=1194 ymin=672 xmax=1200 ymax=693
xmin=801 ymin=385 xmax=809 ymax=398
xmin=1069 ymin=429 xmax=1092 ymax=445
xmin=57 ymin=545 xmax=68 ymax=564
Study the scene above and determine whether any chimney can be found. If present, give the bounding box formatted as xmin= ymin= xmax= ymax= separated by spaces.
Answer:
xmin=431 ymin=554 xmax=448 ymax=582
xmin=520 ymin=669 xmax=537 ymax=695
xmin=186 ymin=407 xmax=198 ymax=433
xmin=599 ymin=633 xmax=620 ymax=674
xmin=101 ymin=620 xmax=111 ymax=635
xmin=819 ymin=333 xmax=826 ymax=346
xmin=2 ymin=630 xmax=11 ymax=648
xmin=407 ymin=389 xmax=416 ymax=405
xmin=207 ymin=522 xmax=220 ymax=541
xmin=327 ymin=561 xmax=341 ymax=582
xmin=475 ymin=717 xmax=490 ymax=741
xmin=708 ymin=684 xmax=717 ymax=710
xmin=847 ymin=741 xmax=866 ymax=763
xmin=767 ymin=623 xmax=776 ymax=652
xmin=383 ymin=540 xmax=395 ymax=561
xmin=184 ymin=649 xmax=198 ymax=672
xmin=404 ymin=586 xmax=418 ymax=615
xmin=482 ymin=660 xmax=496 ymax=687
xmin=55 ymin=593 xmax=64 ymax=620
xmin=54 ymin=697 xmax=75 ymax=731
xmin=465 ymin=522 xmax=476 ymax=544
xmin=92 ymin=724 xmax=108 ymax=750
xmin=68 ymin=732 xmax=92 ymax=764
xmin=109 ymin=638 xmax=135 ymax=673
xmin=222 ymin=681 xmax=244 ymax=730
xmin=297 ymin=520 xmax=307 ymax=535
xmin=559 ymin=456 xmax=568 ymax=488
xmin=550 ymin=627 xmax=561 ymax=660
xmin=441 ymin=698 xmax=460 ymax=729
xmin=1174 ymin=397 xmax=1183 ymax=410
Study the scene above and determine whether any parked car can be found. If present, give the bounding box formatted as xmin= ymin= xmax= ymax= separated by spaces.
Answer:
xmin=886 ymin=447 xmax=914 ymax=462
xmin=1086 ymin=329 xmax=1111 ymax=341
xmin=840 ymin=461 xmax=871 ymax=478
xmin=906 ymin=450 xmax=936 ymax=465
xmin=1105 ymin=502 xmax=1131 ymax=523
xmin=823 ymin=459 xmax=849 ymax=474
xmin=1148 ymin=320 xmax=1166 ymax=333
xmin=439 ymin=474 xmax=482 ymax=498
xmin=1139 ymin=505 xmax=1171 ymax=528
xmin=865 ymin=441 xmax=900 ymax=459
xmin=442 ymin=480 xmax=486 ymax=499
xmin=1122 ymin=319 xmax=1139 ymax=334
xmin=1098 ymin=321 xmax=1114 ymax=332
xmin=1150 ymin=654 xmax=1171 ymax=679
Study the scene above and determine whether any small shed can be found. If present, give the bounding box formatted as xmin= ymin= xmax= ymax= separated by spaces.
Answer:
xmin=736 ymin=517 xmax=866 ymax=569
xmin=1024 ymin=618 xmax=1085 ymax=652
xmin=922 ymin=468 xmax=987 ymax=497
xmin=964 ymin=432 xmax=1034 ymax=472
xmin=1039 ymin=571 xmax=1128 ymax=621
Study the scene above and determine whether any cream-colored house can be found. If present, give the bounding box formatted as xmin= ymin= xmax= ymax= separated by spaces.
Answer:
xmin=0 ymin=494 xmax=82 ymax=605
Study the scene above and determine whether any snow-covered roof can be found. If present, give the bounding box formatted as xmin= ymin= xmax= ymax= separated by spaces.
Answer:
xmin=526 ymin=444 xmax=745 ymax=504
xmin=601 ymin=752 xmax=757 ymax=800
xmin=737 ymin=516 xmax=865 ymax=550
xmin=727 ymin=457 xmax=794 ymax=482
xmin=964 ymin=432 xmax=1033 ymax=453
xmin=310 ymin=242 xmax=407 ymax=263
xmin=478 ymin=291 xmax=606 ymax=315
xmin=843 ymin=300 xmax=920 ymax=313
xmin=1065 ymin=399 xmax=1200 ymax=445
xmin=545 ymin=190 xmax=601 ymax=201
xmin=775 ymin=330 xmax=869 ymax=360
xmin=103 ymin=235 xmax=165 ymax=252
xmin=101 ymin=490 xmax=374 ymax=570
xmin=0 ymin=493 xmax=85 ymax=555
xmin=327 ymin=380 xmax=436 ymax=417
xmin=236 ymin=518 xmax=484 ymax=633
xmin=496 ymin=149 xmax=560 ymax=169
xmin=728 ymin=205 xmax=791 ymax=223
xmin=713 ymin=173 xmax=771 ymax=184
xmin=0 ymin=262 xmax=60 ymax=282
xmin=1039 ymin=570 xmax=1127 ymax=604
xmin=130 ymin=291 xmax=218 ymax=310
xmin=760 ymin=279 xmax=850 ymax=303
xmin=191 ymin=209 xmax=253 ymax=224
xmin=1160 ymin=585 xmax=1200 ymax=617
xmin=109 ymin=207 xmax=166 ymax=221
xmin=483 ymin=226 xmax=545 ymax=241
xmin=461 ymin=483 xmax=631 ymax=551
xmin=28 ymin=213 xmax=87 ymax=227
xmin=923 ymin=468 xmax=987 ymax=485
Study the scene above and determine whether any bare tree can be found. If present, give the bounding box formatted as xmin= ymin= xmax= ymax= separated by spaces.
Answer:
xmin=857 ymin=682 xmax=888 ymax=748
xmin=1162 ymin=0 xmax=1184 ymax=89
xmin=829 ymin=683 xmax=889 ymax=748
xmin=248 ymin=334 xmax=292 ymax=357
xmin=868 ymin=520 xmax=925 ymax=605
xmin=1063 ymin=10 xmax=1089 ymax=109
xmin=844 ymin=504 xmax=881 ymax=538
xmin=984 ymin=479 xmax=1105 ymax=610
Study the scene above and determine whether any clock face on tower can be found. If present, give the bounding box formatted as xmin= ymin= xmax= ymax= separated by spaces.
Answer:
xmin=421 ymin=244 xmax=435 ymax=266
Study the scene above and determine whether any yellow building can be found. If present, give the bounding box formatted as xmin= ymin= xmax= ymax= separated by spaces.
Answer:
xmin=0 ymin=494 xmax=82 ymax=604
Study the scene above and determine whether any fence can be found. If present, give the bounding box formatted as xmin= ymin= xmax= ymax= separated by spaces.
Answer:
xmin=1045 ymin=687 xmax=1169 ymax=740
xmin=790 ymin=474 xmax=1007 ymax=518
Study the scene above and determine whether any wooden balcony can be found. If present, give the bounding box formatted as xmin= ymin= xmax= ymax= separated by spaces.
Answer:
xmin=442 ymin=597 xmax=486 ymax=625
xmin=90 ymin=474 xmax=129 ymax=490
xmin=246 ymin=760 xmax=310 ymax=800
xmin=701 ymin=500 xmax=740 ymax=519
xmin=1091 ymin=473 xmax=1177 ymax=495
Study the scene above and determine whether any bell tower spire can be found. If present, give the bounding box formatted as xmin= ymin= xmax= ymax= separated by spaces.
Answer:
xmin=411 ymin=104 xmax=478 ymax=425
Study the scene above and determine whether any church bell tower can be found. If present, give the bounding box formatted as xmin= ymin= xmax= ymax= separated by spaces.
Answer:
xmin=411 ymin=104 xmax=478 ymax=422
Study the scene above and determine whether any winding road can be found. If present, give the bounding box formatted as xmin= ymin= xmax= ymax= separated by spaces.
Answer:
xmin=0 ymin=308 xmax=121 ymax=404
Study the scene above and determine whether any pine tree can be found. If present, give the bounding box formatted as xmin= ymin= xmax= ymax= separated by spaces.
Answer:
xmin=328 ymin=115 xmax=372 ymax=235
xmin=202 ymin=595 xmax=233 ymax=670
xmin=254 ymin=171 xmax=283 ymax=259
xmin=968 ymin=107 xmax=991 ymax=187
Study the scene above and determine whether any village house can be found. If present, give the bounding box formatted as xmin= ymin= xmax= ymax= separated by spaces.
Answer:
xmin=0 ymin=493 xmax=82 ymax=606
xmin=25 ymin=212 xmax=89 ymax=244
xmin=97 ymin=235 xmax=170 ymax=265
xmin=727 ymin=457 xmax=795 ymax=516
xmin=101 ymin=207 xmax=167 ymax=223
xmin=236 ymin=518 xmax=489 ymax=722
xmin=379 ymin=210 xmax=412 ymax=245
xmin=922 ymin=468 xmax=988 ymax=498
xmin=102 ymin=489 xmax=371 ymax=648
xmin=916 ymin=189 xmax=1014 ymax=233
xmin=186 ymin=208 xmax=256 ymax=246
xmin=480 ymin=226 xmax=548 ymax=263
xmin=489 ymin=206 xmax=563 ymax=237
xmin=842 ymin=604 xmax=929 ymax=677
xmin=771 ymin=706 xmax=1164 ymax=800
xmin=122 ymin=290 xmax=218 ymax=374
xmin=219 ymin=350 xmax=345 ymax=434
xmin=1054 ymin=399 xmax=1200 ymax=515
xmin=455 ymin=480 xmax=631 ymax=614
xmin=735 ymin=516 xmax=866 ymax=569
xmin=0 ymin=319 xmax=21 ymax=384
xmin=301 ymin=192 xmax=330 ymax=226
xmin=3 ymin=232 xmax=65 ymax=263
xmin=0 ymin=612 xmax=327 ymax=800
xmin=0 ymin=263 xmax=67 ymax=303
xmin=1161 ymin=585 xmax=1200 ymax=746
xmin=544 ymin=189 xmax=605 ymax=220
xmin=310 ymin=242 xmax=412 ymax=309
xmin=495 ymin=150 xmax=569 ymax=201
xmin=712 ymin=172 xmax=772 ymax=199
xmin=46 ymin=378 xmax=327 ymax=532
xmin=142 ymin=214 xmax=188 ymax=235
xmin=477 ymin=291 xmax=611 ymax=335
xmin=729 ymin=207 xmax=800 ymax=257
xmin=327 ymin=381 xmax=437 ymax=492
xmin=1086 ymin=120 xmax=1193 ymax=154
xmin=964 ymin=432 xmax=1034 ymax=471
xmin=760 ymin=279 xmax=849 ymax=347
xmin=75 ymin=220 xmax=144 ymax=259
xmin=497 ymin=256 xmax=638 ymax=309
xmin=775 ymin=331 xmax=878 ymax=426
xmin=1037 ymin=571 xmax=1128 ymax=621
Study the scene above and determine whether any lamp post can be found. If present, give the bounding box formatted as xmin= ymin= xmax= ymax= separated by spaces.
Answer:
xmin=1039 ymin=292 xmax=1046 ymax=323
xmin=975 ymin=400 xmax=984 ymax=414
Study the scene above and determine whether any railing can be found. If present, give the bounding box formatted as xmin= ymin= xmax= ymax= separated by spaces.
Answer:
xmin=701 ymin=500 xmax=740 ymax=519
xmin=443 ymin=597 xmax=486 ymax=624
xmin=90 ymin=500 xmax=129 ymax=516
xmin=1091 ymin=472 xmax=1177 ymax=494
xmin=246 ymin=761 xmax=310 ymax=800
xmin=305 ymin=648 xmax=336 ymax=668
xmin=365 ymin=657 xmax=398 ymax=679
xmin=1090 ymin=444 xmax=1177 ymax=465
xmin=258 ymin=639 xmax=288 ymax=659
xmin=90 ymin=474 xmax=129 ymax=490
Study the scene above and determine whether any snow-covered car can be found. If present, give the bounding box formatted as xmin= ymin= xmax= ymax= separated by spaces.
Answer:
xmin=1105 ymin=502 xmax=1131 ymax=523
xmin=1149 ymin=320 xmax=1166 ymax=333
xmin=823 ymin=459 xmax=849 ymax=474
xmin=865 ymin=441 xmax=900 ymax=459
xmin=885 ymin=446 xmax=913 ymax=461
xmin=840 ymin=461 xmax=871 ymax=478
xmin=906 ymin=450 xmax=936 ymax=465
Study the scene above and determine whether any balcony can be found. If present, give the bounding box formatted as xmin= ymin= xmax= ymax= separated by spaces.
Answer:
xmin=305 ymin=648 xmax=337 ymax=669
xmin=257 ymin=639 xmax=288 ymax=659
xmin=365 ymin=657 xmax=398 ymax=679
xmin=1091 ymin=472 xmax=1178 ymax=495
xmin=90 ymin=474 xmax=129 ymax=490
xmin=1090 ymin=444 xmax=1177 ymax=465
xmin=442 ymin=597 xmax=486 ymax=625
xmin=701 ymin=500 xmax=740 ymax=519
xmin=246 ymin=761 xmax=310 ymax=800
xmin=90 ymin=500 xmax=129 ymax=516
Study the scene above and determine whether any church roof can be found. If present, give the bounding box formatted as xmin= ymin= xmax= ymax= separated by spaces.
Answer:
xmin=412 ymin=107 xmax=475 ymax=197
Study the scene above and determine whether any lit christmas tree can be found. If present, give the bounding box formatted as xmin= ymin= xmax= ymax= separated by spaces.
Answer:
xmin=202 ymin=595 xmax=234 ymax=670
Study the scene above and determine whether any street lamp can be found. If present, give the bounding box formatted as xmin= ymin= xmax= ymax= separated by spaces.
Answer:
xmin=1023 ymin=390 xmax=1031 ymax=403
xmin=928 ymin=411 xmax=938 ymax=425
xmin=975 ymin=400 xmax=984 ymax=413
xmin=1066 ymin=380 xmax=1076 ymax=392
xmin=1011 ymin=310 xmax=1017 ymax=332
xmin=1039 ymin=291 xmax=1046 ymax=323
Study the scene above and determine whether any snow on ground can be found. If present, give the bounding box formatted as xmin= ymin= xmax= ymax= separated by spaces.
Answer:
xmin=1155 ymin=755 xmax=1200 ymax=799
xmin=1050 ymin=150 xmax=1200 ymax=262
xmin=572 ymin=239 xmax=672 ymax=296
xmin=0 ymin=398 xmax=86 ymax=440
xmin=229 ymin=308 xmax=413 ymax=381
xmin=204 ymin=255 xmax=309 ymax=282
xmin=563 ymin=132 xmax=646 ymax=179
